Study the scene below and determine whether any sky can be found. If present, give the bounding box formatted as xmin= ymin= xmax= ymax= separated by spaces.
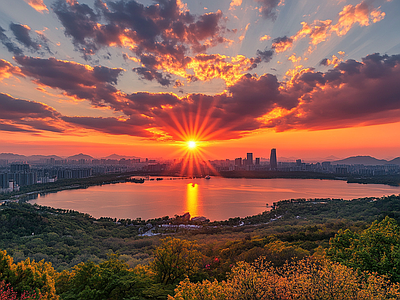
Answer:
xmin=0 ymin=0 xmax=400 ymax=160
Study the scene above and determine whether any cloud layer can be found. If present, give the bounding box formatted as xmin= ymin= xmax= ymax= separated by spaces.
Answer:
xmin=2 ymin=51 xmax=400 ymax=141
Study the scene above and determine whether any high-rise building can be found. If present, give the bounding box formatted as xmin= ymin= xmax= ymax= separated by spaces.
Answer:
xmin=246 ymin=153 xmax=253 ymax=165
xmin=255 ymin=158 xmax=260 ymax=165
xmin=10 ymin=163 xmax=30 ymax=173
xmin=235 ymin=158 xmax=242 ymax=166
xmin=270 ymin=148 xmax=277 ymax=170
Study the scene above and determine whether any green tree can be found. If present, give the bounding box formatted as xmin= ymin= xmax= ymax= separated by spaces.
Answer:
xmin=151 ymin=238 xmax=202 ymax=285
xmin=56 ymin=254 xmax=153 ymax=300
xmin=327 ymin=216 xmax=400 ymax=281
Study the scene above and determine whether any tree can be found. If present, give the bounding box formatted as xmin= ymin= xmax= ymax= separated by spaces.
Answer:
xmin=170 ymin=258 xmax=400 ymax=300
xmin=0 ymin=250 xmax=57 ymax=299
xmin=0 ymin=281 xmax=37 ymax=300
xmin=56 ymin=254 xmax=154 ymax=300
xmin=151 ymin=238 xmax=202 ymax=285
xmin=327 ymin=216 xmax=400 ymax=281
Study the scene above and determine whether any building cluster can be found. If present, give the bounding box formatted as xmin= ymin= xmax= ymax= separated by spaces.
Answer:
xmin=211 ymin=149 xmax=278 ymax=171
xmin=1 ymin=149 xmax=400 ymax=193
xmin=203 ymin=149 xmax=400 ymax=176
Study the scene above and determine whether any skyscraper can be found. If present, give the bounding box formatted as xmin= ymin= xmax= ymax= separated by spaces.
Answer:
xmin=246 ymin=153 xmax=253 ymax=165
xmin=270 ymin=148 xmax=277 ymax=170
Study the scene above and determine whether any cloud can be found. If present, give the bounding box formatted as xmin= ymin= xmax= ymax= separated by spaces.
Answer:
xmin=23 ymin=0 xmax=49 ymax=13
xmin=52 ymin=0 xmax=226 ymax=57
xmin=9 ymin=23 xmax=40 ymax=51
xmin=11 ymin=50 xmax=400 ymax=142
xmin=331 ymin=0 xmax=385 ymax=36
xmin=61 ymin=116 xmax=154 ymax=137
xmin=272 ymin=0 xmax=386 ymax=54
xmin=0 ymin=59 xmax=24 ymax=80
xmin=264 ymin=53 xmax=400 ymax=131
xmin=256 ymin=49 xmax=274 ymax=63
xmin=0 ymin=26 xmax=24 ymax=56
xmin=9 ymin=23 xmax=52 ymax=54
xmin=51 ymin=0 xmax=240 ymax=85
xmin=319 ymin=53 xmax=344 ymax=67
xmin=133 ymin=67 xmax=172 ymax=86
xmin=127 ymin=73 xmax=293 ymax=140
xmin=0 ymin=92 xmax=63 ymax=133
xmin=14 ymin=56 xmax=125 ymax=107
xmin=0 ymin=93 xmax=58 ymax=120
xmin=272 ymin=36 xmax=293 ymax=53
xmin=229 ymin=0 xmax=242 ymax=10
xmin=256 ymin=0 xmax=281 ymax=20
xmin=260 ymin=35 xmax=271 ymax=41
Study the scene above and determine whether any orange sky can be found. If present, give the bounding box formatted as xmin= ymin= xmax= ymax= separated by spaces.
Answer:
xmin=0 ymin=0 xmax=400 ymax=160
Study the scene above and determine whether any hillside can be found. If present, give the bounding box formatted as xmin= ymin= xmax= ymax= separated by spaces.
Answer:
xmin=333 ymin=155 xmax=390 ymax=165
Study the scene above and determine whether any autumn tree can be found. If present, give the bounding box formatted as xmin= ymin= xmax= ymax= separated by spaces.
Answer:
xmin=151 ymin=238 xmax=203 ymax=285
xmin=170 ymin=257 xmax=400 ymax=300
xmin=0 ymin=250 xmax=57 ymax=299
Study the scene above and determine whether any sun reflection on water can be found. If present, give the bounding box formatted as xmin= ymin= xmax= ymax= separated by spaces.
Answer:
xmin=186 ymin=182 xmax=199 ymax=217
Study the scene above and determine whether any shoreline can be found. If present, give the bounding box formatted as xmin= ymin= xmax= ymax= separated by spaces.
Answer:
xmin=1 ymin=170 xmax=399 ymax=203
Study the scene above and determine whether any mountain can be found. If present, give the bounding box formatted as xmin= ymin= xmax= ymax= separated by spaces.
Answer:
xmin=333 ymin=156 xmax=388 ymax=165
xmin=67 ymin=153 xmax=94 ymax=160
xmin=389 ymin=157 xmax=400 ymax=165
xmin=27 ymin=155 xmax=63 ymax=162
xmin=322 ymin=155 xmax=341 ymax=161
xmin=103 ymin=154 xmax=140 ymax=160
xmin=0 ymin=153 xmax=27 ymax=161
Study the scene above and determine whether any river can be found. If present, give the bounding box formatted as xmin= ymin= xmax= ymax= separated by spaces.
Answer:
xmin=29 ymin=177 xmax=400 ymax=221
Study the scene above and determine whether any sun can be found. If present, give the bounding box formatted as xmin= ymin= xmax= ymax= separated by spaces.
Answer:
xmin=187 ymin=141 xmax=197 ymax=149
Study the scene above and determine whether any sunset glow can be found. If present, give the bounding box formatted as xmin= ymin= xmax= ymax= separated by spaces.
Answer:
xmin=187 ymin=141 xmax=197 ymax=150
xmin=0 ymin=0 xmax=399 ymax=160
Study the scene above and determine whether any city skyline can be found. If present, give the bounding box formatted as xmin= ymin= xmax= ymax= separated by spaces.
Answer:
xmin=0 ymin=0 xmax=400 ymax=160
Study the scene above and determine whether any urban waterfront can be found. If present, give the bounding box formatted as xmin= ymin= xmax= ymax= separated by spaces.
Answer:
xmin=29 ymin=177 xmax=400 ymax=221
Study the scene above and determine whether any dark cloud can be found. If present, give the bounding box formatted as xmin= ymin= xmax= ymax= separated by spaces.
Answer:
xmin=266 ymin=53 xmax=400 ymax=131
xmin=52 ymin=0 xmax=226 ymax=84
xmin=0 ymin=93 xmax=63 ymax=133
xmin=0 ymin=26 xmax=24 ymax=56
xmin=0 ymin=122 xmax=36 ymax=133
xmin=0 ymin=93 xmax=58 ymax=120
xmin=14 ymin=56 xmax=124 ymax=107
xmin=13 ymin=48 xmax=400 ymax=141
xmin=133 ymin=67 xmax=172 ymax=86
xmin=9 ymin=23 xmax=40 ymax=51
xmin=256 ymin=0 xmax=280 ymax=20
xmin=61 ymin=116 xmax=153 ymax=137
xmin=319 ymin=58 xmax=328 ymax=66
xmin=256 ymin=48 xmax=274 ymax=63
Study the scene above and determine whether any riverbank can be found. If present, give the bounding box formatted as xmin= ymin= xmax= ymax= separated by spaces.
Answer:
xmin=1 ymin=170 xmax=399 ymax=203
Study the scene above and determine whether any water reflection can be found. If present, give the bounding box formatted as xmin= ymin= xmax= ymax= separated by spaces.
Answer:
xmin=186 ymin=183 xmax=200 ymax=217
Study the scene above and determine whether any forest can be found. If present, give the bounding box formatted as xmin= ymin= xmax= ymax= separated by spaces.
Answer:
xmin=1 ymin=194 xmax=400 ymax=299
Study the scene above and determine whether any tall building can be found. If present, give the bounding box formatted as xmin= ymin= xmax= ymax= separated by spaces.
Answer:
xmin=270 ymin=148 xmax=277 ymax=170
xmin=235 ymin=158 xmax=242 ymax=166
xmin=246 ymin=153 xmax=253 ymax=165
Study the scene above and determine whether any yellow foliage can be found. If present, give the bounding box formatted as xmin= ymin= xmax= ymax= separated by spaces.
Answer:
xmin=0 ymin=250 xmax=58 ymax=299
xmin=170 ymin=257 xmax=400 ymax=300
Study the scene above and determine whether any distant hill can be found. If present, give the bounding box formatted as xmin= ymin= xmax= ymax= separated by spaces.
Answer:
xmin=389 ymin=157 xmax=400 ymax=165
xmin=0 ymin=153 xmax=27 ymax=162
xmin=103 ymin=154 xmax=140 ymax=160
xmin=333 ymin=156 xmax=389 ymax=166
xmin=67 ymin=153 xmax=94 ymax=160
xmin=27 ymin=155 xmax=63 ymax=162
